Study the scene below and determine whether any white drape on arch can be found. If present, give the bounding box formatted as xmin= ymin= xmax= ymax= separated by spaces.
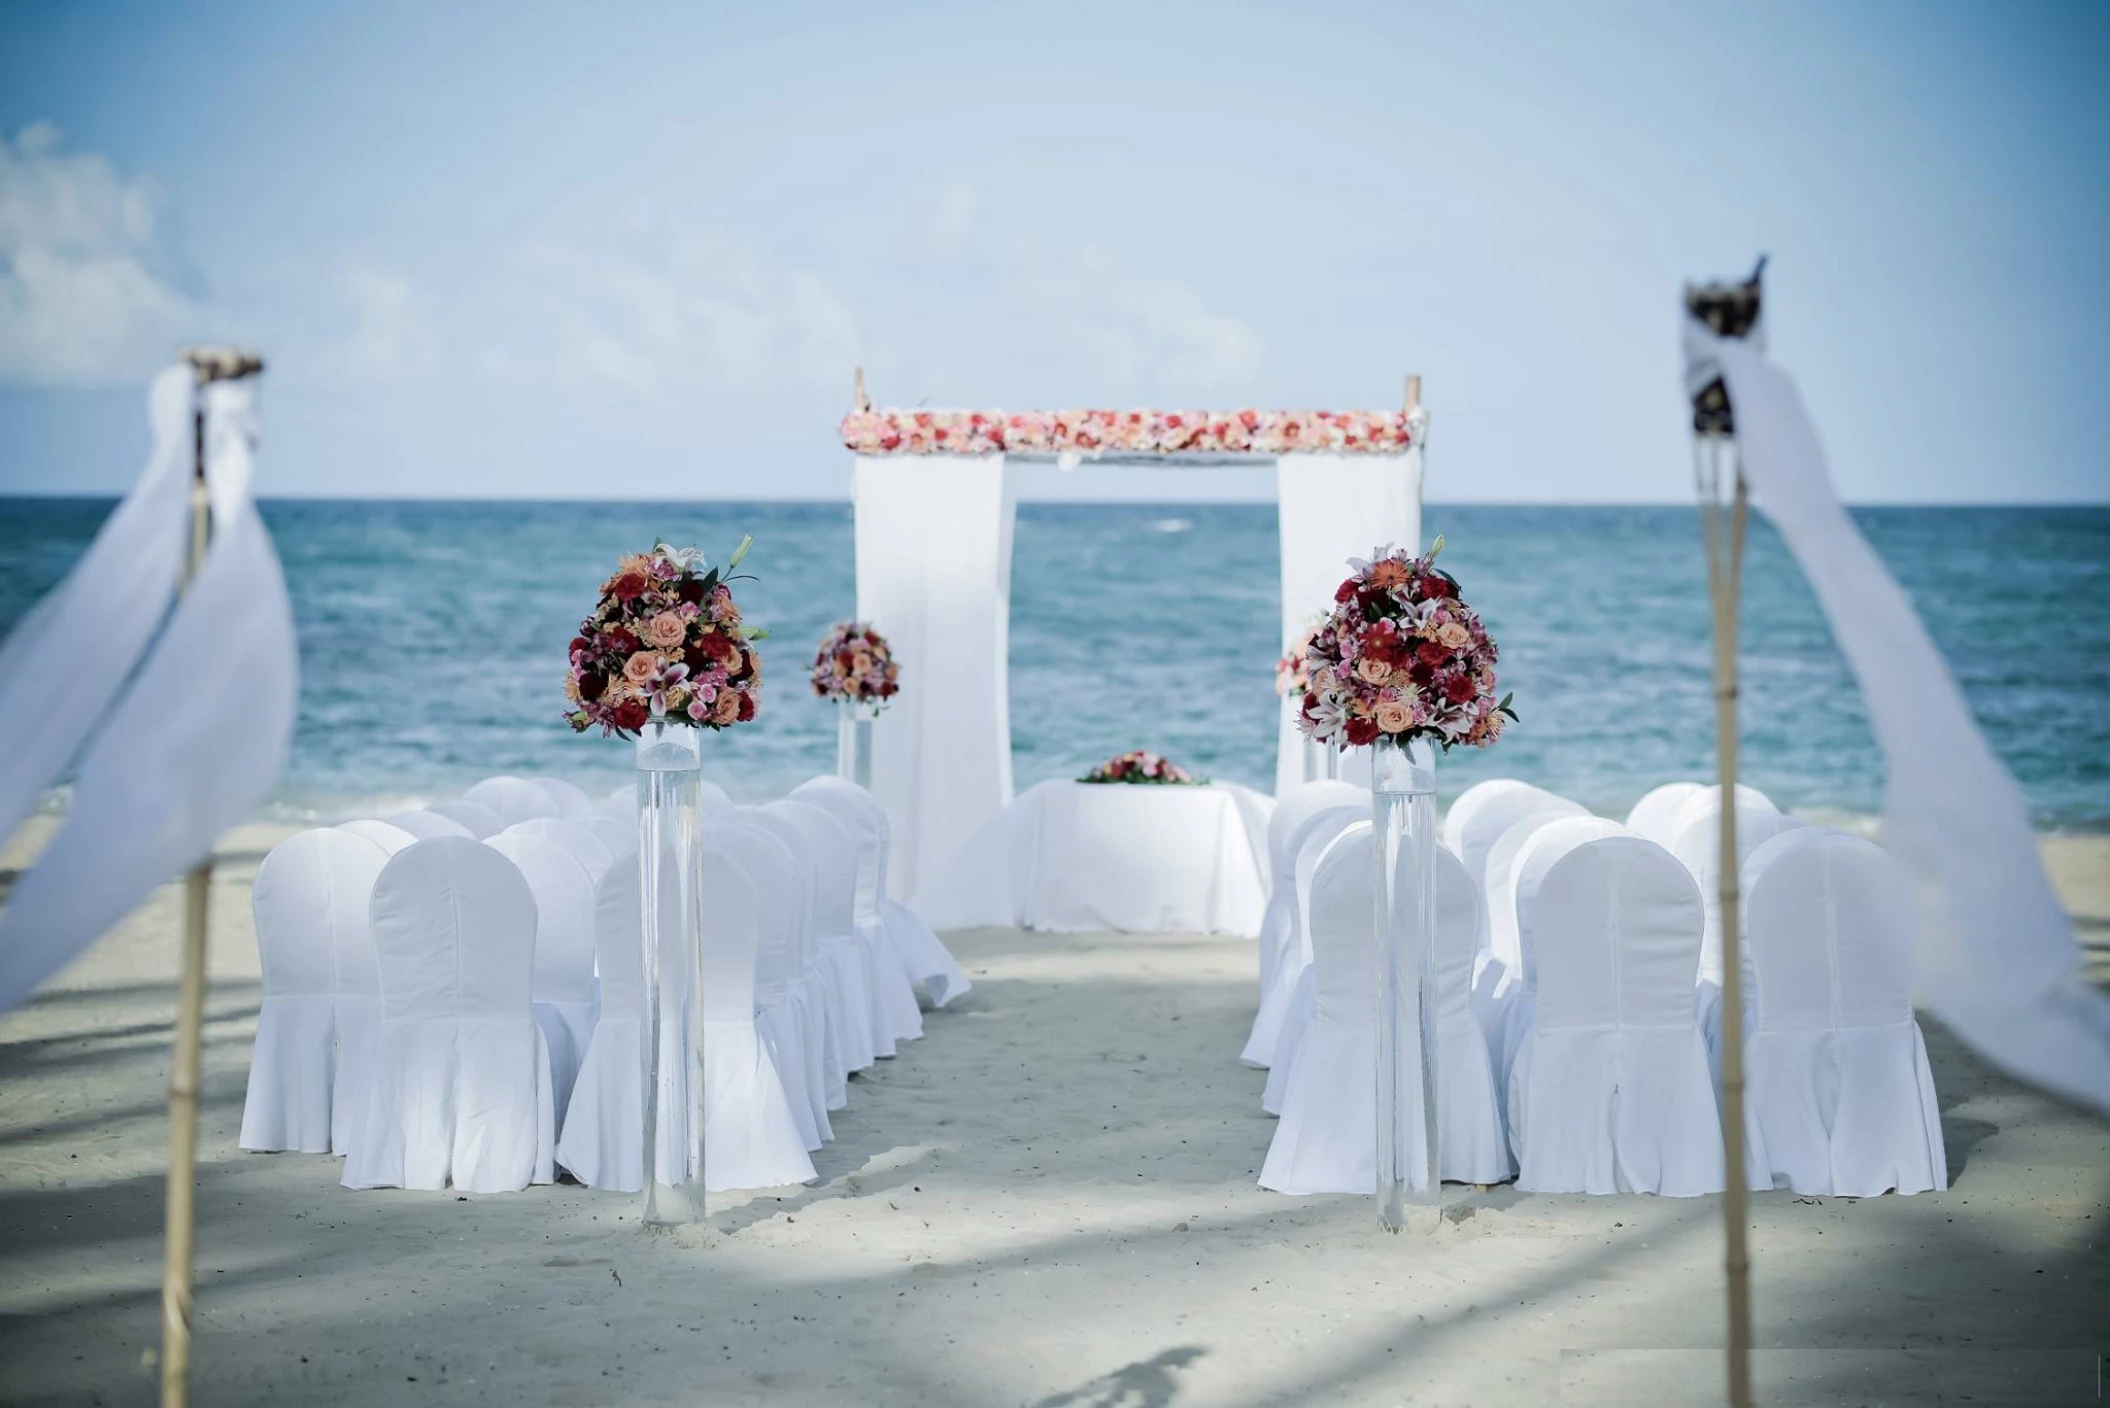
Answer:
xmin=1274 ymin=444 xmax=1424 ymax=795
xmin=853 ymin=452 xmax=1019 ymax=911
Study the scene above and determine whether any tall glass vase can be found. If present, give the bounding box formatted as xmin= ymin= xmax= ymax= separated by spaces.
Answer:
xmin=635 ymin=718 xmax=707 ymax=1225
xmin=836 ymin=698 xmax=876 ymax=790
xmin=1371 ymin=737 xmax=1440 ymax=1231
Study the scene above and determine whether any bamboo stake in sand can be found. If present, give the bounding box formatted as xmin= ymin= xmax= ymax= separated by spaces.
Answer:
xmin=159 ymin=345 xmax=262 ymax=1408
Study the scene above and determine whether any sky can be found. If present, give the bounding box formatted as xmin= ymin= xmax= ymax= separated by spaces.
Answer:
xmin=2 ymin=1 xmax=2108 ymax=503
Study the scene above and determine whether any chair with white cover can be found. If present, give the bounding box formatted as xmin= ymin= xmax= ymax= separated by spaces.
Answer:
xmin=342 ymin=837 xmax=554 ymax=1192
xmin=505 ymin=816 xmax=618 ymax=884
xmin=743 ymin=806 xmax=851 ymax=1111
xmin=1439 ymin=778 xmax=1538 ymax=857
xmin=485 ymin=831 xmax=600 ymax=1126
xmin=1495 ymin=815 xmax=1631 ymax=1087
xmin=1670 ymin=799 xmax=1806 ymax=1064
xmin=1667 ymin=782 xmax=1776 ymax=840
xmin=762 ymin=799 xmax=883 ymax=1070
xmin=697 ymin=779 xmax=734 ymax=817
xmin=578 ymin=814 xmax=637 ymax=859
xmin=1243 ymin=781 xmax=1365 ymax=1067
xmin=381 ymin=809 xmax=477 ymax=842
xmin=240 ymin=829 xmax=390 ymax=1155
xmin=465 ymin=775 xmax=560 ymax=829
xmin=1475 ymin=807 xmax=1606 ymax=1047
xmin=1446 ymin=784 xmax=1588 ymax=893
xmin=555 ymin=862 xmax=648 ymax=1189
xmin=709 ymin=819 xmax=830 ymax=1149
xmin=337 ymin=819 xmax=419 ymax=855
xmin=596 ymin=786 xmax=636 ymax=823
xmin=793 ymin=775 xmax=970 ymax=1009
xmin=425 ymin=799 xmax=503 ymax=839
xmin=1744 ymin=830 xmax=1946 ymax=1196
xmin=528 ymin=776 xmax=595 ymax=818
xmin=1255 ymin=802 xmax=1368 ymax=1098
xmin=1625 ymin=782 xmax=1707 ymax=847
xmin=697 ymin=836 xmax=817 ymax=1190
xmin=789 ymin=778 xmax=925 ymax=1048
xmin=1507 ymin=835 xmax=1724 ymax=1195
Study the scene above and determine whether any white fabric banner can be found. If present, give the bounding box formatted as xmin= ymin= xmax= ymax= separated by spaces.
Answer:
xmin=853 ymin=452 xmax=1018 ymax=911
xmin=1274 ymin=443 xmax=1423 ymax=795
xmin=1684 ymin=314 xmax=2110 ymax=1114
xmin=0 ymin=365 xmax=192 ymax=847
xmin=0 ymin=373 xmax=298 ymax=1014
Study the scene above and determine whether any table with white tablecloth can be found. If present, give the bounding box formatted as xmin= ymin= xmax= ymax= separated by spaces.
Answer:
xmin=1008 ymin=780 xmax=1272 ymax=936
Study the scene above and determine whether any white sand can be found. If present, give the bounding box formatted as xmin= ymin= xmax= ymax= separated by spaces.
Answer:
xmin=2 ymin=821 xmax=2107 ymax=1406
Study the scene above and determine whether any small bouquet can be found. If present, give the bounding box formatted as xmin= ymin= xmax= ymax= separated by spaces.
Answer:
xmin=1276 ymin=616 xmax=1325 ymax=697
xmin=811 ymin=621 xmax=900 ymax=710
xmin=1078 ymin=750 xmax=1203 ymax=786
xmin=1296 ymin=537 xmax=1516 ymax=752
xmin=565 ymin=538 xmax=765 ymax=737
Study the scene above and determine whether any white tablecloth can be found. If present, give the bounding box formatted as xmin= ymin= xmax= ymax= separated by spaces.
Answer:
xmin=1011 ymin=780 xmax=1271 ymax=936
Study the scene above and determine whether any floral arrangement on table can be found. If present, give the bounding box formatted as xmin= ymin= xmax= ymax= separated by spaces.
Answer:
xmin=811 ymin=621 xmax=900 ymax=710
xmin=840 ymin=407 xmax=1418 ymax=458
xmin=1295 ymin=538 xmax=1516 ymax=752
xmin=1275 ymin=616 xmax=1326 ymax=697
xmin=1077 ymin=750 xmax=1204 ymax=786
xmin=564 ymin=538 xmax=766 ymax=737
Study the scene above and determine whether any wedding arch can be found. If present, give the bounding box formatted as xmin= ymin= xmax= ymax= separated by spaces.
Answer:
xmin=841 ymin=372 xmax=1430 ymax=918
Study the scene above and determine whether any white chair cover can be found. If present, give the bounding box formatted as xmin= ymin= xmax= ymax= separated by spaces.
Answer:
xmin=1254 ymin=781 xmax=1367 ymax=1008
xmin=1671 ymin=799 xmax=1807 ymax=1065
xmin=381 ymin=809 xmax=476 ymax=842
xmin=1625 ymin=782 xmax=1707 ymax=847
xmin=1495 ymin=816 xmax=1630 ymax=1087
xmin=1448 ymin=785 xmax=1588 ymax=893
xmin=465 ymin=775 xmax=560 ymax=828
xmin=342 ymin=837 xmax=554 ymax=1192
xmin=745 ymin=806 xmax=852 ymax=1111
xmin=1247 ymin=801 xmax=1366 ymax=1072
xmin=486 ymin=831 xmax=600 ymax=1127
xmin=596 ymin=786 xmax=636 ymax=822
xmin=697 ymin=840 xmax=817 ymax=1190
xmin=697 ymin=779 xmax=734 ymax=817
xmin=556 ymin=862 xmax=648 ymax=1188
xmin=527 ymin=776 xmax=594 ymax=819
xmin=504 ymin=816 xmax=617 ymax=884
xmin=425 ymin=799 xmax=502 ymax=839
xmin=239 ymin=829 xmax=388 ymax=1155
xmin=767 ymin=799 xmax=885 ymax=1068
xmin=802 ymin=774 xmax=975 ymax=1010
xmin=1508 ymin=836 xmax=1724 ymax=1195
xmin=1477 ymin=806 xmax=1601 ymax=1004
xmin=1667 ymin=783 xmax=1776 ymax=841
xmin=578 ymin=814 xmax=637 ymax=858
xmin=1744 ymin=830 xmax=1947 ymax=1196
xmin=337 ymin=819 xmax=419 ymax=855
xmin=790 ymin=778 xmax=927 ymax=1046
xmin=709 ymin=819 xmax=829 ymax=1149
xmin=1426 ymin=845 xmax=1512 ymax=1183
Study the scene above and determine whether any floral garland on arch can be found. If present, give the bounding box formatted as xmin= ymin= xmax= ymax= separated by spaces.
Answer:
xmin=811 ymin=621 xmax=900 ymax=709
xmin=841 ymin=407 xmax=1417 ymax=458
xmin=1295 ymin=539 xmax=1517 ymax=752
xmin=565 ymin=539 xmax=766 ymax=737
xmin=1078 ymin=750 xmax=1204 ymax=786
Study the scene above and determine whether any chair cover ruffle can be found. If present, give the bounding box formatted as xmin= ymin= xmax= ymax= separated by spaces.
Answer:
xmin=239 ymin=993 xmax=336 ymax=1154
xmin=1747 ymin=1023 xmax=1946 ymax=1196
xmin=1509 ymin=1025 xmax=1726 ymax=1195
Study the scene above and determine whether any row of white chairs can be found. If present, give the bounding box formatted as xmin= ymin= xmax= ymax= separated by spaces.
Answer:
xmin=1249 ymin=777 xmax=1947 ymax=1199
xmin=239 ymin=773 xmax=969 ymax=1194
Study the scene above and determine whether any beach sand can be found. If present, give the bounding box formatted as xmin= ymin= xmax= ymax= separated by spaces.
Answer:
xmin=1 ymin=820 xmax=2106 ymax=1407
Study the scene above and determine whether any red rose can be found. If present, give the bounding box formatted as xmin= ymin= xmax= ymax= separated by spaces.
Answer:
xmin=1334 ymin=579 xmax=1357 ymax=604
xmin=611 ymin=571 xmax=649 ymax=601
xmin=612 ymin=698 xmax=649 ymax=731
xmin=569 ymin=636 xmax=589 ymax=656
xmin=1416 ymin=640 xmax=1451 ymax=668
xmin=1408 ymin=660 xmax=1436 ymax=688
xmin=578 ymin=670 xmax=607 ymax=702
xmin=1344 ymin=716 xmax=1381 ymax=746
xmin=736 ymin=691 xmax=756 ymax=722
xmin=1443 ymin=673 xmax=1478 ymax=705
xmin=1420 ymin=574 xmax=1454 ymax=600
xmin=605 ymin=626 xmax=638 ymax=655
xmin=700 ymin=632 xmax=738 ymax=664
xmin=728 ymin=647 xmax=753 ymax=681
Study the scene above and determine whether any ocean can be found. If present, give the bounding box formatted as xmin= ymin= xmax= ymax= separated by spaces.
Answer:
xmin=2 ymin=500 xmax=2105 ymax=829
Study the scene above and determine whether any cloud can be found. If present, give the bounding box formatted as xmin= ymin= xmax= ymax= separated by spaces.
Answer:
xmin=1022 ymin=248 xmax=1264 ymax=390
xmin=0 ymin=124 xmax=194 ymax=387
xmin=322 ymin=263 xmax=444 ymax=386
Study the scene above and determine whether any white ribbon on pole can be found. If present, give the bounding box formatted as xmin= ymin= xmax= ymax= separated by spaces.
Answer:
xmin=0 ymin=372 xmax=297 ymax=1014
xmin=1684 ymin=313 xmax=2110 ymax=1113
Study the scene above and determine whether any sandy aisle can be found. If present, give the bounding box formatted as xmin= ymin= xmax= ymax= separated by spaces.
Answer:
xmin=2 ymin=824 xmax=2107 ymax=1406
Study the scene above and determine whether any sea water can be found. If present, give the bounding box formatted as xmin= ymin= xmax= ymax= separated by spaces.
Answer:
xmin=1 ymin=500 xmax=2104 ymax=828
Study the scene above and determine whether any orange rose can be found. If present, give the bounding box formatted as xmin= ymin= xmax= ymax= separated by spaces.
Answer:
xmin=643 ymin=612 xmax=687 ymax=649
xmin=622 ymin=651 xmax=661 ymax=687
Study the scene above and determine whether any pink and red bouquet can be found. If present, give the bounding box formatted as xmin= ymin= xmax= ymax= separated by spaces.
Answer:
xmin=811 ymin=621 xmax=900 ymax=709
xmin=840 ymin=407 xmax=1417 ymax=459
xmin=1296 ymin=538 xmax=1516 ymax=752
xmin=1078 ymin=750 xmax=1203 ymax=786
xmin=565 ymin=539 xmax=765 ymax=738
xmin=1275 ymin=616 xmax=1325 ymax=697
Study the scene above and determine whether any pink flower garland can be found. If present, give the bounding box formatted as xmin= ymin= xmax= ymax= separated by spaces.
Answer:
xmin=841 ymin=408 xmax=1417 ymax=458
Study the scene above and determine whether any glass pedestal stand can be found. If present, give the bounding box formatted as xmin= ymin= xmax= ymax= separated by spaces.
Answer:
xmin=635 ymin=719 xmax=707 ymax=1226
xmin=836 ymin=698 xmax=877 ymax=789
xmin=1371 ymin=737 xmax=1440 ymax=1231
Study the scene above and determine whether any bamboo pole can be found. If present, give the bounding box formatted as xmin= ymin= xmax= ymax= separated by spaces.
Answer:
xmin=159 ymin=345 xmax=262 ymax=1408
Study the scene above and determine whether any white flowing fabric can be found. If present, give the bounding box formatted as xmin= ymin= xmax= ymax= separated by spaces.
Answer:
xmin=426 ymin=799 xmax=502 ymax=840
xmin=1744 ymin=831 xmax=1947 ymax=1196
xmin=0 ymin=366 xmax=189 ymax=853
xmin=382 ymin=810 xmax=476 ymax=842
xmin=697 ymin=843 xmax=817 ymax=1190
xmin=1273 ymin=440 xmax=1424 ymax=797
xmin=1625 ymin=782 xmax=1707 ymax=847
xmin=1508 ymin=837 xmax=1725 ymax=1195
xmin=485 ymin=831 xmax=600 ymax=1126
xmin=337 ymin=820 xmax=419 ymax=856
xmin=1011 ymin=781 xmax=1270 ymax=936
xmin=1247 ymin=800 xmax=1366 ymax=1073
xmin=239 ymin=829 xmax=389 ymax=1155
xmin=0 ymin=374 xmax=297 ymax=1016
xmin=789 ymin=779 xmax=927 ymax=1043
xmin=555 ymin=862 xmax=649 ymax=1189
xmin=854 ymin=452 xmax=1019 ymax=918
xmin=1688 ymin=314 xmax=2110 ymax=1113
xmin=343 ymin=838 xmax=555 ymax=1193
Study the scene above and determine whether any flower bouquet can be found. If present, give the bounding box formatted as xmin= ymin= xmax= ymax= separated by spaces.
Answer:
xmin=565 ymin=539 xmax=765 ymax=737
xmin=1078 ymin=750 xmax=1203 ymax=786
xmin=810 ymin=621 xmax=900 ymax=710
